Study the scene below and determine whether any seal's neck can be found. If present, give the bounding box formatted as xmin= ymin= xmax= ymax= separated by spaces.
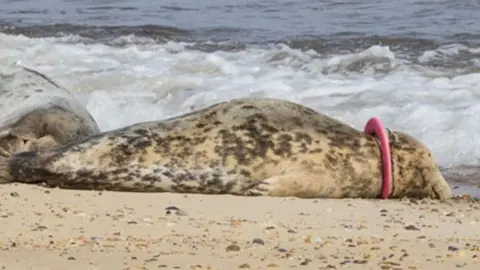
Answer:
xmin=363 ymin=117 xmax=392 ymax=199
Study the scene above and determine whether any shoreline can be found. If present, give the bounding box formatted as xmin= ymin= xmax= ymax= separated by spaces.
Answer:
xmin=451 ymin=182 xmax=480 ymax=199
xmin=1 ymin=184 xmax=479 ymax=269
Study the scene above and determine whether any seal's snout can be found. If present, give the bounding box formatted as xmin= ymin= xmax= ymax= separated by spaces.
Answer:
xmin=431 ymin=169 xmax=453 ymax=201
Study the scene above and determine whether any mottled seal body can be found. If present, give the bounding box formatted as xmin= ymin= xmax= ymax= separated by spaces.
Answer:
xmin=0 ymin=97 xmax=452 ymax=200
xmin=0 ymin=66 xmax=100 ymax=156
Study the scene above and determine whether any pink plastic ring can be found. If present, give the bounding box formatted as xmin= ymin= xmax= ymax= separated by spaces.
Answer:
xmin=364 ymin=117 xmax=392 ymax=199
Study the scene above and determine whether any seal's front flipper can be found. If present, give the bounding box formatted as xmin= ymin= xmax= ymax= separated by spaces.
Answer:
xmin=244 ymin=170 xmax=330 ymax=198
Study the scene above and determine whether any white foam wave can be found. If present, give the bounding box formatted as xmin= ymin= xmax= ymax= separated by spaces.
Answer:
xmin=418 ymin=44 xmax=480 ymax=78
xmin=419 ymin=43 xmax=480 ymax=63
xmin=1 ymin=33 xmax=480 ymax=168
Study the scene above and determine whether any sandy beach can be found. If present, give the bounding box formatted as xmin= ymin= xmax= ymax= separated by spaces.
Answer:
xmin=0 ymin=184 xmax=478 ymax=270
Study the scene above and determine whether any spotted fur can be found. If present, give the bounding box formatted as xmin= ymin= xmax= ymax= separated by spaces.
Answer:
xmin=0 ymin=97 xmax=452 ymax=200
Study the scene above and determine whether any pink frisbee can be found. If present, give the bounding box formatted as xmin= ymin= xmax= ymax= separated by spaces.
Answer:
xmin=364 ymin=117 xmax=392 ymax=199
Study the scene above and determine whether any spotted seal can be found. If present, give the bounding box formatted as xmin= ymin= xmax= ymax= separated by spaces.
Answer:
xmin=0 ymin=97 xmax=451 ymax=200
xmin=0 ymin=66 xmax=100 ymax=157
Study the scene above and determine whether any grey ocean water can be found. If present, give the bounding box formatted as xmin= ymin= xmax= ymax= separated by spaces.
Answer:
xmin=1 ymin=0 xmax=480 ymax=196
xmin=2 ymin=0 xmax=480 ymax=48
xmin=1 ymin=0 xmax=479 ymax=71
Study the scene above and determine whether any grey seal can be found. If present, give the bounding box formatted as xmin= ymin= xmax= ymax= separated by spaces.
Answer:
xmin=0 ymin=66 xmax=100 ymax=157
xmin=0 ymin=97 xmax=451 ymax=200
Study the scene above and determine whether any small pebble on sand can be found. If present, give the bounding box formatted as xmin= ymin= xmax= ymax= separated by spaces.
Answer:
xmin=252 ymin=238 xmax=265 ymax=245
xmin=404 ymin=225 xmax=419 ymax=231
xmin=226 ymin=244 xmax=241 ymax=252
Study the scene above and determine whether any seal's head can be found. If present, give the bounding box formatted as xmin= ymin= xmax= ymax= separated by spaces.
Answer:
xmin=388 ymin=130 xmax=452 ymax=201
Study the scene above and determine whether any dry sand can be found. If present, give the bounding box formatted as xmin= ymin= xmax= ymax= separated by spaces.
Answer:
xmin=0 ymin=184 xmax=479 ymax=270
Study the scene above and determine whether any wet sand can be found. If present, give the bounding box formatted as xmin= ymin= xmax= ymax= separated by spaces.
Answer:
xmin=0 ymin=184 xmax=479 ymax=270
